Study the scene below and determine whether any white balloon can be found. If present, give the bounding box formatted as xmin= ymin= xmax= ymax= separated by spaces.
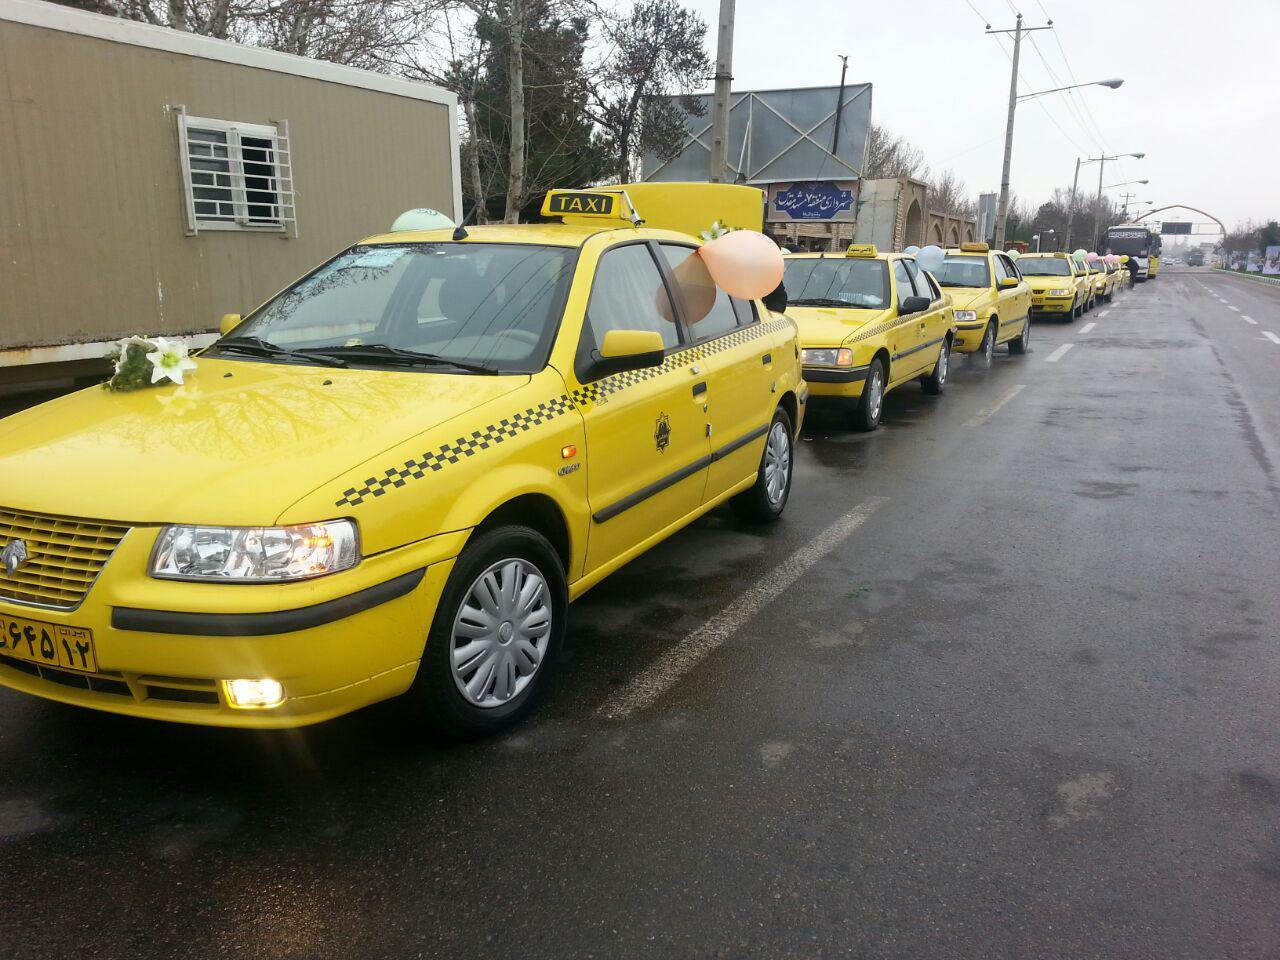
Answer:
xmin=904 ymin=245 xmax=921 ymax=256
xmin=915 ymin=244 xmax=945 ymax=273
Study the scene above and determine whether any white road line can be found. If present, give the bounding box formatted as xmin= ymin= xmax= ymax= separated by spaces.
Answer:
xmin=1263 ymin=331 xmax=1280 ymax=345
xmin=1044 ymin=343 xmax=1075 ymax=363
xmin=1229 ymin=305 xmax=1240 ymax=312
xmin=1095 ymin=310 xmax=1109 ymax=318
xmin=966 ymin=384 xmax=1026 ymax=427
xmin=597 ymin=497 xmax=890 ymax=719
xmin=1243 ymin=316 xmax=1258 ymax=325
xmin=1080 ymin=322 xmax=1096 ymax=334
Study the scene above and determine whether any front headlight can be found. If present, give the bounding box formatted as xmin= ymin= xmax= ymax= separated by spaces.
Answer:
xmin=1048 ymin=288 xmax=1072 ymax=297
xmin=151 ymin=520 xmax=360 ymax=582
xmin=954 ymin=310 xmax=978 ymax=322
xmin=801 ymin=347 xmax=854 ymax=367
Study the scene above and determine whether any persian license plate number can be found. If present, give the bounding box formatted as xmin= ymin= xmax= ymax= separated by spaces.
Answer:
xmin=0 ymin=615 xmax=98 ymax=673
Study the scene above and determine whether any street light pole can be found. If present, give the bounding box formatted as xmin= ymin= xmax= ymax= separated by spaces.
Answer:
xmin=708 ymin=0 xmax=736 ymax=183
xmin=1063 ymin=156 xmax=1083 ymax=251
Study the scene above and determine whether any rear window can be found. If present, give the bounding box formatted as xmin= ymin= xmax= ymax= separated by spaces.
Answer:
xmin=783 ymin=258 xmax=890 ymax=309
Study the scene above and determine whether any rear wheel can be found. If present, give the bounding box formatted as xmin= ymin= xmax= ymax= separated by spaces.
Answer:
xmin=921 ymin=337 xmax=950 ymax=395
xmin=1008 ymin=317 xmax=1031 ymax=354
xmin=850 ymin=357 xmax=886 ymax=432
xmin=411 ymin=526 xmax=567 ymax=739
xmin=731 ymin=406 xmax=794 ymax=523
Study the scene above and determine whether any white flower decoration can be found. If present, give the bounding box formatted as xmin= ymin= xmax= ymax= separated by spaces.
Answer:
xmin=146 ymin=337 xmax=198 ymax=385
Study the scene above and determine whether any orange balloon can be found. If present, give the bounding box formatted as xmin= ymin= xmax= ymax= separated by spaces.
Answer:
xmin=698 ymin=230 xmax=784 ymax=300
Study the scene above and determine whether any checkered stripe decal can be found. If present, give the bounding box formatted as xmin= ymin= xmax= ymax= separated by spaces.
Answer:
xmin=847 ymin=315 xmax=914 ymax=344
xmin=334 ymin=318 xmax=791 ymax=508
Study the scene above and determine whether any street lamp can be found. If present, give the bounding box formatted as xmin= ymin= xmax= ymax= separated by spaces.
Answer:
xmin=1032 ymin=228 xmax=1055 ymax=252
xmin=1016 ymin=78 xmax=1125 ymax=102
xmin=1106 ymin=179 xmax=1149 ymax=188
xmin=1063 ymin=152 xmax=1145 ymax=250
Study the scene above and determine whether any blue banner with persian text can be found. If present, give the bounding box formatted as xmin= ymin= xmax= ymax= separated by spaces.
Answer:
xmin=769 ymin=181 xmax=857 ymax=222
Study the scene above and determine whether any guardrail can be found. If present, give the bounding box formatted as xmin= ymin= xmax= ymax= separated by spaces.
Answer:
xmin=1213 ymin=267 xmax=1280 ymax=287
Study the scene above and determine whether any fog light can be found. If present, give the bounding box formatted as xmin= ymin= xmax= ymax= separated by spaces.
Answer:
xmin=224 ymin=678 xmax=285 ymax=709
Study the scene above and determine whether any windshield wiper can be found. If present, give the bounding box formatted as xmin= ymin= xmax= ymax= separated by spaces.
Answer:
xmin=305 ymin=343 xmax=499 ymax=375
xmin=789 ymin=297 xmax=861 ymax=307
xmin=214 ymin=336 xmax=348 ymax=368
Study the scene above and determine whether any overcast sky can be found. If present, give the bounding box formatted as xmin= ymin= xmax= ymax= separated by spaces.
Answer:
xmin=679 ymin=0 xmax=1279 ymax=234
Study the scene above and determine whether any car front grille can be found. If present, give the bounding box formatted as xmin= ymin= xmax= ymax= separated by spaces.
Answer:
xmin=0 ymin=508 xmax=130 ymax=609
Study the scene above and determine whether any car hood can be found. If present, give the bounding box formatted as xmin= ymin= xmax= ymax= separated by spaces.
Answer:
xmin=0 ymin=357 xmax=530 ymax=525
xmin=1023 ymin=276 xmax=1073 ymax=290
xmin=937 ymin=287 xmax=991 ymax=311
xmin=787 ymin=306 xmax=892 ymax=347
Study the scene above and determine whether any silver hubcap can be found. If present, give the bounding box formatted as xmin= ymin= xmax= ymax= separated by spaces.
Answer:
xmin=868 ymin=368 xmax=884 ymax=420
xmin=937 ymin=342 xmax=949 ymax=382
xmin=763 ymin=421 xmax=791 ymax=505
xmin=451 ymin=558 xmax=552 ymax=708
xmin=983 ymin=327 xmax=994 ymax=361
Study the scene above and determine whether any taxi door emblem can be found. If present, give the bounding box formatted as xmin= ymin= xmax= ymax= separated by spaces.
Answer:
xmin=654 ymin=413 xmax=671 ymax=453
xmin=1 ymin=539 xmax=28 ymax=576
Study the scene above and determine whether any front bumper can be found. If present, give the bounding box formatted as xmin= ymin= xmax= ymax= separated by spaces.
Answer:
xmin=952 ymin=320 xmax=988 ymax=352
xmin=0 ymin=529 xmax=466 ymax=728
xmin=802 ymin=365 xmax=868 ymax=399
xmin=1031 ymin=297 xmax=1073 ymax=314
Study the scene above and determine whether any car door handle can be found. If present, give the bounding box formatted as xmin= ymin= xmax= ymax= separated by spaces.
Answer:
xmin=692 ymin=381 xmax=707 ymax=397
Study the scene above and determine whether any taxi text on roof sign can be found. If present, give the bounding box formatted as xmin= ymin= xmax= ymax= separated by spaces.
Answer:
xmin=542 ymin=190 xmax=628 ymax=219
xmin=960 ymin=241 xmax=989 ymax=253
xmin=845 ymin=244 xmax=878 ymax=258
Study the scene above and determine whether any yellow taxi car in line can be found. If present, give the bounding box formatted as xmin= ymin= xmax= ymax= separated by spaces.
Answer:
xmin=0 ymin=183 xmax=806 ymax=737
xmin=785 ymin=244 xmax=954 ymax=431
xmin=933 ymin=242 xmax=1033 ymax=365
xmin=1092 ymin=260 xmax=1120 ymax=303
xmin=1019 ymin=252 xmax=1087 ymax=321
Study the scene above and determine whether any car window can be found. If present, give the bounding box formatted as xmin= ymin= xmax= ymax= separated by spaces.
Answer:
xmin=783 ymin=257 xmax=890 ymax=309
xmin=999 ymin=255 xmax=1022 ymax=281
xmin=224 ymin=243 xmax=576 ymax=373
xmin=583 ymin=244 xmax=682 ymax=354
xmin=920 ymin=271 xmax=942 ymax=301
xmin=657 ymin=244 xmax=739 ymax=342
xmin=991 ymin=256 xmax=1009 ymax=283
xmin=893 ymin=259 xmax=917 ymax=310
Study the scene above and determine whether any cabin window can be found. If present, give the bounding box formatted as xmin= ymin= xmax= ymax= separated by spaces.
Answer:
xmin=174 ymin=110 xmax=296 ymax=236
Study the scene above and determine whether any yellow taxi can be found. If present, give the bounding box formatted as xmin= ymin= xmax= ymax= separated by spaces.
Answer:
xmin=933 ymin=242 xmax=1033 ymax=365
xmin=785 ymin=244 xmax=955 ymax=431
xmin=0 ymin=183 xmax=805 ymax=736
xmin=1019 ymin=252 xmax=1087 ymax=321
xmin=1091 ymin=259 xmax=1120 ymax=303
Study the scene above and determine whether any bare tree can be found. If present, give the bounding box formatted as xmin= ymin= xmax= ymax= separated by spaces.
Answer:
xmin=927 ymin=169 xmax=975 ymax=219
xmin=863 ymin=123 xmax=929 ymax=180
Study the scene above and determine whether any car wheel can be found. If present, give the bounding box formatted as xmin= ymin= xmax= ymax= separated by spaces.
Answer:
xmin=851 ymin=357 xmax=886 ymax=432
xmin=1008 ymin=317 xmax=1031 ymax=354
xmin=921 ymin=336 xmax=950 ymax=395
xmin=973 ymin=322 xmax=995 ymax=369
xmin=1070 ymin=298 xmax=1081 ymax=321
xmin=731 ymin=406 xmax=794 ymax=523
xmin=412 ymin=525 xmax=567 ymax=739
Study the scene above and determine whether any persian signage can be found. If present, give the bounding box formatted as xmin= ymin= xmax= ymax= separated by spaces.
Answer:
xmin=767 ymin=181 xmax=858 ymax=223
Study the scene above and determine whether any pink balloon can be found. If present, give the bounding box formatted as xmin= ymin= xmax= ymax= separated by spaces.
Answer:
xmin=697 ymin=230 xmax=784 ymax=301
xmin=1086 ymin=252 xmax=1100 ymax=262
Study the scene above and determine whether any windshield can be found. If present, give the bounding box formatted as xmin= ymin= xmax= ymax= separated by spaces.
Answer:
xmin=783 ymin=258 xmax=889 ymax=309
xmin=933 ymin=256 xmax=991 ymax=288
xmin=218 ymin=243 xmax=576 ymax=373
xmin=1106 ymin=229 xmax=1152 ymax=256
xmin=1018 ymin=258 xmax=1073 ymax=277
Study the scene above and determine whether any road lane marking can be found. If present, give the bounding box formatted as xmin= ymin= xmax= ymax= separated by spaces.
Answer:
xmin=1080 ymin=322 xmax=1096 ymax=334
xmin=1264 ymin=331 xmax=1280 ymax=345
xmin=1229 ymin=305 xmax=1240 ymax=312
xmin=966 ymin=384 xmax=1026 ymax=426
xmin=1095 ymin=310 xmax=1108 ymax=317
xmin=597 ymin=497 xmax=890 ymax=718
xmin=1243 ymin=316 xmax=1258 ymax=325
xmin=1044 ymin=343 xmax=1075 ymax=363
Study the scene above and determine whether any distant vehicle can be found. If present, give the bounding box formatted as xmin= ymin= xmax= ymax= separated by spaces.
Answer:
xmin=1188 ymin=252 xmax=1205 ymax=267
xmin=934 ymin=242 xmax=1033 ymax=365
xmin=1105 ymin=224 xmax=1161 ymax=281
xmin=1019 ymin=252 xmax=1088 ymax=320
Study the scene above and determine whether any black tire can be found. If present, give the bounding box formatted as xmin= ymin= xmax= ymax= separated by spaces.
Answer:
xmin=921 ymin=336 xmax=951 ymax=396
xmin=850 ymin=357 xmax=886 ymax=432
xmin=1008 ymin=317 xmax=1031 ymax=355
xmin=731 ymin=406 xmax=794 ymax=523
xmin=410 ymin=525 xmax=567 ymax=739
xmin=1070 ymin=297 xmax=1081 ymax=321
xmin=973 ymin=321 xmax=996 ymax=369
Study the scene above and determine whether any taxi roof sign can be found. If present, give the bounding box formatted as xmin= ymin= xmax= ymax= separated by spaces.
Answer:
xmin=541 ymin=189 xmax=640 ymax=224
xmin=845 ymin=243 xmax=878 ymax=258
xmin=960 ymin=241 xmax=989 ymax=253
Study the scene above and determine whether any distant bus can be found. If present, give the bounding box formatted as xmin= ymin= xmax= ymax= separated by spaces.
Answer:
xmin=1105 ymin=225 xmax=1161 ymax=281
xmin=1187 ymin=251 xmax=1205 ymax=267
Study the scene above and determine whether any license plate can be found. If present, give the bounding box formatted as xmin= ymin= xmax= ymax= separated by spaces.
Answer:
xmin=0 ymin=614 xmax=98 ymax=673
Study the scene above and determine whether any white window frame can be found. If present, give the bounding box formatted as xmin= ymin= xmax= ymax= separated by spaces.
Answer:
xmin=173 ymin=106 xmax=297 ymax=237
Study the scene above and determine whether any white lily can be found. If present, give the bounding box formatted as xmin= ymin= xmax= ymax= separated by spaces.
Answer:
xmin=146 ymin=337 xmax=198 ymax=385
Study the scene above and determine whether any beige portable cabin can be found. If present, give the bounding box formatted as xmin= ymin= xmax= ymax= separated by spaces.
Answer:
xmin=0 ymin=0 xmax=460 ymax=390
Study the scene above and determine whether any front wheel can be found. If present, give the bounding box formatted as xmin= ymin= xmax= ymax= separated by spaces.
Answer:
xmin=850 ymin=357 xmax=886 ymax=432
xmin=731 ymin=406 xmax=794 ymax=523
xmin=411 ymin=526 xmax=567 ymax=739
xmin=921 ymin=337 xmax=950 ymax=395
xmin=973 ymin=322 xmax=995 ymax=369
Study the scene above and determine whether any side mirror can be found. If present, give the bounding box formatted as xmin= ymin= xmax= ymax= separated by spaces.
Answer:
xmin=219 ymin=313 xmax=243 ymax=335
xmin=999 ymin=277 xmax=1019 ymax=289
xmin=592 ymin=329 xmax=665 ymax=378
xmin=900 ymin=295 xmax=932 ymax=315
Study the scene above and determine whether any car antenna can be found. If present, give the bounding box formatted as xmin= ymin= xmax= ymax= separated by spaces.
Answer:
xmin=452 ymin=224 xmax=469 ymax=241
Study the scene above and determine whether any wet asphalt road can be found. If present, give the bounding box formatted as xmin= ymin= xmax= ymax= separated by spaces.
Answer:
xmin=2 ymin=268 xmax=1279 ymax=959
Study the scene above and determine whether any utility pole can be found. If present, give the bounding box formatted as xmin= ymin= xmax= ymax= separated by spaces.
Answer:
xmin=1090 ymin=158 xmax=1108 ymax=251
xmin=708 ymin=0 xmax=736 ymax=183
xmin=987 ymin=14 xmax=1054 ymax=248
xmin=1063 ymin=156 xmax=1082 ymax=251
xmin=1119 ymin=191 xmax=1137 ymax=220
xmin=831 ymin=55 xmax=849 ymax=153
